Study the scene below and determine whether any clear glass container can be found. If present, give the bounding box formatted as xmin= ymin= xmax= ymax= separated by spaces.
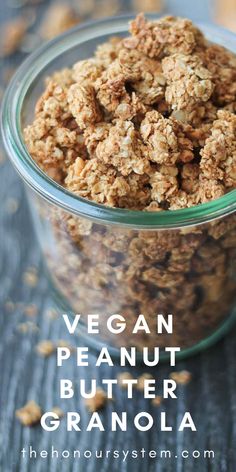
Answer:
xmin=1 ymin=16 xmax=236 ymax=360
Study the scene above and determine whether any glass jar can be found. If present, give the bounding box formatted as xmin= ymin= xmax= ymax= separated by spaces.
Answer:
xmin=2 ymin=16 xmax=236 ymax=360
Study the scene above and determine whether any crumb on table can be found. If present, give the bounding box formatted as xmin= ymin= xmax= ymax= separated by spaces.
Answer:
xmin=36 ymin=340 xmax=55 ymax=357
xmin=15 ymin=401 xmax=42 ymax=426
xmin=170 ymin=370 xmax=192 ymax=385
xmin=85 ymin=388 xmax=107 ymax=412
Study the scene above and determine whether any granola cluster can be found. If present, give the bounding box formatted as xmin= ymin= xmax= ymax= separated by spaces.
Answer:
xmin=24 ymin=15 xmax=236 ymax=351
xmin=24 ymin=14 xmax=236 ymax=211
xmin=16 ymin=401 xmax=42 ymax=427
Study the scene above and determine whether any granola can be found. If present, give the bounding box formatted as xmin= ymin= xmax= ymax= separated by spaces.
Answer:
xmin=24 ymin=304 xmax=38 ymax=317
xmin=36 ymin=340 xmax=55 ymax=357
xmin=152 ymin=395 xmax=163 ymax=406
xmin=24 ymin=15 xmax=236 ymax=352
xmin=85 ymin=388 xmax=107 ymax=412
xmin=132 ymin=0 xmax=164 ymax=13
xmin=23 ymin=267 xmax=38 ymax=287
xmin=200 ymin=110 xmax=236 ymax=189
xmin=16 ymin=401 xmax=42 ymax=426
xmin=162 ymin=53 xmax=214 ymax=111
xmin=170 ymin=370 xmax=192 ymax=385
xmin=136 ymin=373 xmax=154 ymax=391
xmin=117 ymin=372 xmax=134 ymax=387
xmin=124 ymin=14 xmax=205 ymax=58
xmin=0 ymin=18 xmax=28 ymax=57
xmin=91 ymin=0 xmax=120 ymax=19
xmin=40 ymin=4 xmax=80 ymax=40
xmin=51 ymin=407 xmax=64 ymax=418
xmin=24 ymin=14 xmax=236 ymax=209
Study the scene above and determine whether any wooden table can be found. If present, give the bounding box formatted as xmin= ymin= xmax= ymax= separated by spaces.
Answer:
xmin=0 ymin=1 xmax=236 ymax=471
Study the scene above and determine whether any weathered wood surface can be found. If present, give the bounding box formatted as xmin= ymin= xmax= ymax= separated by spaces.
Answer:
xmin=0 ymin=1 xmax=236 ymax=471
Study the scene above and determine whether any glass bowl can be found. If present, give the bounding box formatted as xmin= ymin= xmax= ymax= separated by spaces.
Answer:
xmin=1 ymin=15 xmax=236 ymax=360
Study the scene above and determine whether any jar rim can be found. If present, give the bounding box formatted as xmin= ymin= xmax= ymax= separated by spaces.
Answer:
xmin=1 ymin=14 xmax=236 ymax=229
